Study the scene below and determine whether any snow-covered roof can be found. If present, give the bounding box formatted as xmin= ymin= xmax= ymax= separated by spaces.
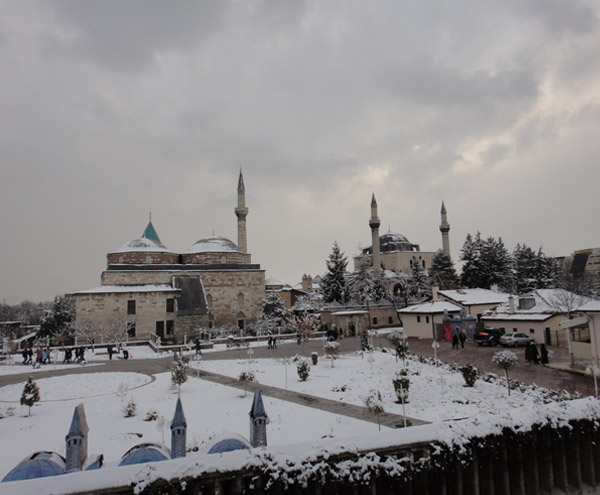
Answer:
xmin=265 ymin=277 xmax=285 ymax=287
xmin=331 ymin=310 xmax=370 ymax=316
xmin=399 ymin=301 xmax=462 ymax=314
xmin=438 ymin=288 xmax=511 ymax=306
xmin=581 ymin=299 xmax=600 ymax=312
xmin=482 ymin=288 xmax=587 ymax=321
xmin=75 ymin=284 xmax=179 ymax=294
xmin=186 ymin=236 xmax=240 ymax=254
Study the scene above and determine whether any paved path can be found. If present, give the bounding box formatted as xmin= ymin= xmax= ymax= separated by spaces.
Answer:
xmin=192 ymin=367 xmax=426 ymax=429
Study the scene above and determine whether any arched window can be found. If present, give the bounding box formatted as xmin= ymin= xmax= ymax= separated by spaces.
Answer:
xmin=145 ymin=255 xmax=152 ymax=264
xmin=221 ymin=255 xmax=227 ymax=263
xmin=237 ymin=293 xmax=244 ymax=309
xmin=118 ymin=256 xmax=124 ymax=263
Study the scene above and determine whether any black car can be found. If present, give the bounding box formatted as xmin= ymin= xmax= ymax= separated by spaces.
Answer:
xmin=474 ymin=328 xmax=504 ymax=346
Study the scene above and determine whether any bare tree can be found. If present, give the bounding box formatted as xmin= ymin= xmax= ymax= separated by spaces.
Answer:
xmin=70 ymin=319 xmax=103 ymax=347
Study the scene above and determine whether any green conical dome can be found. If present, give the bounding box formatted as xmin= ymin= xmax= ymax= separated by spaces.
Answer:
xmin=142 ymin=221 xmax=161 ymax=244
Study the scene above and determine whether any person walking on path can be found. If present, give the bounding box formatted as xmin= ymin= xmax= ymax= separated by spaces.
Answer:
xmin=525 ymin=342 xmax=533 ymax=362
xmin=452 ymin=332 xmax=459 ymax=349
xmin=272 ymin=337 xmax=277 ymax=349
xmin=459 ymin=331 xmax=466 ymax=349
xmin=531 ymin=343 xmax=540 ymax=365
xmin=540 ymin=344 xmax=549 ymax=365
xmin=107 ymin=345 xmax=113 ymax=360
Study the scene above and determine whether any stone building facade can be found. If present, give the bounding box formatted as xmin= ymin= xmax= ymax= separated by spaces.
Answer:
xmin=73 ymin=172 xmax=265 ymax=343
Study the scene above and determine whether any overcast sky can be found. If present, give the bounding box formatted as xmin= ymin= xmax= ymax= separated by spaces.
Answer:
xmin=1 ymin=0 xmax=599 ymax=304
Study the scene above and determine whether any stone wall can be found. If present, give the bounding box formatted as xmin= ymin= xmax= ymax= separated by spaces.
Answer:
xmin=181 ymin=252 xmax=251 ymax=265
xmin=101 ymin=269 xmax=265 ymax=328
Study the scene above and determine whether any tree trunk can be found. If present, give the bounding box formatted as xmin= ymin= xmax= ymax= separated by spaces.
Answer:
xmin=505 ymin=369 xmax=511 ymax=396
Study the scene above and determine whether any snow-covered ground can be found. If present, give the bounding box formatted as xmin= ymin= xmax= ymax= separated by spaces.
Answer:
xmin=194 ymin=349 xmax=557 ymax=423
xmin=0 ymin=370 xmax=381 ymax=478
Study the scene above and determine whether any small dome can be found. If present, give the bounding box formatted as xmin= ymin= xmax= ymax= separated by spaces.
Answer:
xmin=187 ymin=236 xmax=240 ymax=254
xmin=2 ymin=452 xmax=66 ymax=483
xmin=203 ymin=433 xmax=251 ymax=455
xmin=118 ymin=444 xmax=170 ymax=467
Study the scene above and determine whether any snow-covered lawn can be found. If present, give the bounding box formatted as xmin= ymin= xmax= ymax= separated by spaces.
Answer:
xmin=195 ymin=349 xmax=553 ymax=423
xmin=0 ymin=370 xmax=380 ymax=478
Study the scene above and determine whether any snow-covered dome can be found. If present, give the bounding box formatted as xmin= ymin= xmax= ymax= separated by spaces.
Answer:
xmin=118 ymin=443 xmax=170 ymax=467
xmin=187 ymin=236 xmax=241 ymax=254
xmin=363 ymin=232 xmax=418 ymax=254
xmin=116 ymin=221 xmax=172 ymax=254
xmin=2 ymin=452 xmax=66 ymax=482
xmin=203 ymin=433 xmax=251 ymax=455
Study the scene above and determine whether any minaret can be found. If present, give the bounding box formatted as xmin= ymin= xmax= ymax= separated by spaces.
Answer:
xmin=439 ymin=201 xmax=451 ymax=258
xmin=249 ymin=388 xmax=268 ymax=447
xmin=170 ymin=398 xmax=187 ymax=459
xmin=65 ymin=403 xmax=89 ymax=472
xmin=235 ymin=169 xmax=249 ymax=253
xmin=369 ymin=194 xmax=381 ymax=273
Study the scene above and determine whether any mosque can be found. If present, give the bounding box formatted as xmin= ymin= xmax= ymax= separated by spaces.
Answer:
xmin=353 ymin=195 xmax=451 ymax=274
xmin=73 ymin=171 xmax=266 ymax=342
xmin=2 ymin=389 xmax=269 ymax=483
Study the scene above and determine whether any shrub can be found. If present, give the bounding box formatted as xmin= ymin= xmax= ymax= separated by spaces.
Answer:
xmin=324 ymin=341 xmax=340 ymax=367
xmin=123 ymin=399 xmax=137 ymax=418
xmin=297 ymin=360 xmax=310 ymax=381
xmin=493 ymin=350 xmax=519 ymax=396
xmin=460 ymin=364 xmax=479 ymax=387
xmin=238 ymin=370 xmax=256 ymax=397
xmin=392 ymin=368 xmax=410 ymax=401
xmin=20 ymin=376 xmax=40 ymax=416
xmin=171 ymin=360 xmax=188 ymax=393
xmin=364 ymin=390 xmax=385 ymax=431
xmin=144 ymin=410 xmax=158 ymax=421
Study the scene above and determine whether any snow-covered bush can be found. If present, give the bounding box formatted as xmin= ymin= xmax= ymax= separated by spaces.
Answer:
xmin=123 ymin=399 xmax=137 ymax=418
xmin=297 ymin=360 xmax=310 ymax=382
xmin=324 ymin=341 xmax=340 ymax=368
xmin=0 ymin=406 xmax=15 ymax=419
xmin=493 ymin=350 xmax=518 ymax=396
xmin=364 ymin=389 xmax=385 ymax=430
xmin=393 ymin=368 xmax=410 ymax=401
xmin=238 ymin=370 xmax=256 ymax=397
xmin=460 ymin=364 xmax=479 ymax=387
xmin=20 ymin=376 xmax=40 ymax=416
xmin=144 ymin=410 xmax=158 ymax=421
xmin=171 ymin=359 xmax=188 ymax=393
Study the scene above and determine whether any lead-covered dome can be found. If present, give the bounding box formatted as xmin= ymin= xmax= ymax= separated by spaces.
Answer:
xmin=362 ymin=232 xmax=419 ymax=254
xmin=2 ymin=452 xmax=66 ymax=482
xmin=186 ymin=236 xmax=241 ymax=254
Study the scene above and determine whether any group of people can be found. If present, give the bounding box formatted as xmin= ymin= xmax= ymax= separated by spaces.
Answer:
xmin=21 ymin=347 xmax=51 ymax=367
xmin=526 ymin=341 xmax=550 ymax=365
xmin=452 ymin=330 xmax=468 ymax=349
xmin=63 ymin=347 xmax=87 ymax=364
xmin=267 ymin=336 xmax=278 ymax=349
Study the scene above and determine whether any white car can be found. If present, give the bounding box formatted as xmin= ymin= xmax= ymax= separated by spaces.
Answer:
xmin=499 ymin=332 xmax=534 ymax=347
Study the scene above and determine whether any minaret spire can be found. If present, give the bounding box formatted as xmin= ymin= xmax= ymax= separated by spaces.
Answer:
xmin=439 ymin=200 xmax=451 ymax=258
xmin=235 ymin=169 xmax=249 ymax=253
xmin=369 ymin=194 xmax=381 ymax=273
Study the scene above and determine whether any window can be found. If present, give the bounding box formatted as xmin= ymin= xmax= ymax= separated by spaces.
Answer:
xmin=426 ymin=316 xmax=430 ymax=324
xmin=118 ymin=256 xmax=124 ymax=263
xmin=422 ymin=260 xmax=425 ymax=268
xmin=127 ymin=300 xmax=136 ymax=315
xmin=513 ymin=328 xmax=518 ymax=332
xmin=156 ymin=321 xmax=164 ymax=337
xmin=237 ymin=319 xmax=245 ymax=330
xmin=221 ymin=255 xmax=227 ymax=263
xmin=388 ymin=316 xmax=393 ymax=324
xmin=145 ymin=255 xmax=152 ymax=263
xmin=127 ymin=323 xmax=136 ymax=338
xmin=372 ymin=317 xmax=378 ymax=325
xmin=237 ymin=293 xmax=244 ymax=310
xmin=417 ymin=316 xmax=421 ymax=323
xmin=166 ymin=320 xmax=174 ymax=335
xmin=166 ymin=298 xmax=175 ymax=313
xmin=529 ymin=329 xmax=535 ymax=334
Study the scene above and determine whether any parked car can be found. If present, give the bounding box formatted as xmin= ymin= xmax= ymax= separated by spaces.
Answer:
xmin=499 ymin=332 xmax=534 ymax=347
xmin=474 ymin=328 xmax=505 ymax=346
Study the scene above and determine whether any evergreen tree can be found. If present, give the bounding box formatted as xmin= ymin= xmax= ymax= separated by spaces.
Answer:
xmin=480 ymin=236 xmax=512 ymax=290
xmin=460 ymin=232 xmax=483 ymax=288
xmin=257 ymin=291 xmax=290 ymax=334
xmin=513 ymin=244 xmax=556 ymax=294
xmin=321 ymin=241 xmax=348 ymax=304
xmin=20 ymin=376 xmax=40 ymax=416
xmin=429 ymin=250 xmax=459 ymax=289
xmin=39 ymin=295 xmax=75 ymax=341
xmin=408 ymin=258 xmax=431 ymax=298
xmin=171 ymin=360 xmax=188 ymax=394
xmin=347 ymin=258 xmax=374 ymax=303
xmin=534 ymin=247 xmax=558 ymax=289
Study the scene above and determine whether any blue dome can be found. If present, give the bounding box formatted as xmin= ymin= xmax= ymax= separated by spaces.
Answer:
xmin=2 ymin=452 xmax=66 ymax=483
xmin=207 ymin=438 xmax=251 ymax=455
xmin=118 ymin=444 xmax=169 ymax=467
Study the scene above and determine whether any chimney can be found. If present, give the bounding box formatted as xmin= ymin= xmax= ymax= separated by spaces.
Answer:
xmin=490 ymin=284 xmax=499 ymax=293
xmin=508 ymin=296 xmax=515 ymax=314
xmin=432 ymin=286 xmax=439 ymax=300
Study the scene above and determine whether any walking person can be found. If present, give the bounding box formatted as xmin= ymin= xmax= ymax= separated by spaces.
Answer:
xmin=531 ymin=343 xmax=540 ymax=365
xmin=459 ymin=331 xmax=467 ymax=349
xmin=107 ymin=344 xmax=113 ymax=360
xmin=540 ymin=344 xmax=549 ymax=365
xmin=452 ymin=331 xmax=459 ymax=349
